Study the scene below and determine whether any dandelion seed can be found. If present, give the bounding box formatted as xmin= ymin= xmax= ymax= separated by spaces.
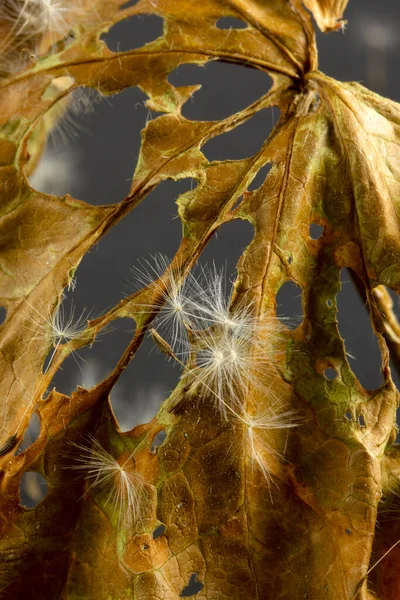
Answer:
xmin=187 ymin=324 xmax=279 ymax=415
xmin=0 ymin=0 xmax=87 ymax=75
xmin=68 ymin=434 xmax=144 ymax=529
xmin=243 ymin=408 xmax=299 ymax=478
xmin=0 ymin=0 xmax=71 ymax=56
xmin=181 ymin=263 xmax=283 ymax=344
xmin=34 ymin=0 xmax=70 ymax=35
xmin=12 ymin=299 xmax=92 ymax=435
xmin=140 ymin=258 xmax=285 ymax=416
xmin=154 ymin=325 xmax=300 ymax=493
xmin=240 ymin=409 xmax=299 ymax=496
xmin=133 ymin=257 xmax=282 ymax=364
xmin=67 ymin=275 xmax=77 ymax=292
xmin=130 ymin=254 xmax=201 ymax=356
xmin=27 ymin=300 xmax=90 ymax=346
xmin=24 ymin=298 xmax=92 ymax=375
xmin=189 ymin=263 xmax=258 ymax=336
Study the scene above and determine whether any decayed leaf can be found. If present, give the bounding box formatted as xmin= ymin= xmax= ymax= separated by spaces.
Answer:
xmin=1 ymin=0 xmax=400 ymax=599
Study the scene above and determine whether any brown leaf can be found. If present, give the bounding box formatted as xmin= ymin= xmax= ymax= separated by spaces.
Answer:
xmin=1 ymin=0 xmax=400 ymax=599
xmin=303 ymin=0 xmax=349 ymax=32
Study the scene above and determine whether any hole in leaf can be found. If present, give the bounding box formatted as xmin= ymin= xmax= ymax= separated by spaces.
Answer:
xmin=230 ymin=195 xmax=243 ymax=212
xmin=111 ymin=380 xmax=166 ymax=432
xmin=29 ymin=87 xmax=148 ymax=204
xmin=120 ymin=0 xmax=139 ymax=9
xmin=324 ymin=367 xmax=338 ymax=381
xmin=198 ymin=219 xmax=254 ymax=279
xmin=17 ymin=413 xmax=41 ymax=453
xmin=56 ymin=177 xmax=187 ymax=320
xmin=344 ymin=409 xmax=353 ymax=421
xmin=29 ymin=146 xmax=78 ymax=196
xmin=109 ymin=333 xmax=178 ymax=431
xmin=309 ymin=223 xmax=324 ymax=240
xmin=47 ymin=318 xmax=134 ymax=397
xmin=326 ymin=298 xmax=333 ymax=308
xmin=216 ymin=17 xmax=247 ymax=29
xmin=337 ymin=268 xmax=383 ymax=389
xmin=248 ymin=163 xmax=272 ymax=192
xmin=180 ymin=573 xmax=204 ymax=597
xmin=0 ymin=306 xmax=5 ymax=325
xmin=288 ymin=255 xmax=293 ymax=265
xmin=202 ymin=107 xmax=278 ymax=161
xmin=153 ymin=524 xmax=166 ymax=539
xmin=151 ymin=430 xmax=167 ymax=453
xmin=26 ymin=84 xmax=103 ymax=177
xmin=358 ymin=414 xmax=366 ymax=428
xmin=20 ymin=472 xmax=49 ymax=508
xmin=169 ymin=62 xmax=272 ymax=121
xmin=275 ymin=280 xmax=303 ymax=329
xmin=143 ymin=543 xmax=150 ymax=550
xmin=49 ymin=87 xmax=103 ymax=147
xmin=101 ymin=14 xmax=164 ymax=52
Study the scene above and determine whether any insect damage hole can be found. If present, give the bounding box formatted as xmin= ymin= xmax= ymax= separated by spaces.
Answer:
xmin=64 ymin=176 xmax=186 ymax=327
xmin=275 ymin=280 xmax=304 ymax=329
xmin=48 ymin=317 xmax=133 ymax=397
xmin=324 ymin=367 xmax=338 ymax=381
xmin=29 ymin=87 xmax=147 ymax=203
xmin=358 ymin=414 xmax=366 ymax=428
xmin=344 ymin=409 xmax=353 ymax=421
xmin=17 ymin=412 xmax=41 ymax=453
xmin=230 ymin=195 xmax=243 ymax=212
xmin=101 ymin=14 xmax=164 ymax=52
xmin=0 ymin=307 xmax=6 ymax=325
xmin=152 ymin=524 xmax=166 ymax=539
xmin=248 ymin=163 xmax=272 ymax=192
xmin=120 ymin=0 xmax=139 ymax=9
xmin=309 ymin=223 xmax=324 ymax=240
xmin=109 ymin=336 xmax=172 ymax=432
xmin=168 ymin=62 xmax=272 ymax=121
xmin=202 ymin=107 xmax=279 ymax=161
xmin=198 ymin=219 xmax=254 ymax=277
xmin=150 ymin=430 xmax=167 ymax=453
xmin=180 ymin=573 xmax=204 ymax=597
xmin=216 ymin=17 xmax=247 ymax=29
xmin=337 ymin=268 xmax=383 ymax=389
xmin=19 ymin=472 xmax=49 ymax=508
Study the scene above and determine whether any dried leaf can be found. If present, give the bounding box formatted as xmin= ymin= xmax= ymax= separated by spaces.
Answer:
xmin=0 ymin=1 xmax=399 ymax=599
xmin=303 ymin=0 xmax=349 ymax=32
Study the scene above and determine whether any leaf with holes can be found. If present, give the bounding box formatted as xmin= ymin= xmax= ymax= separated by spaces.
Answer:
xmin=1 ymin=0 xmax=400 ymax=599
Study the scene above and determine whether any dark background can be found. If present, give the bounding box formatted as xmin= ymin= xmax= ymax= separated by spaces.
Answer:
xmin=28 ymin=0 xmax=400 ymax=432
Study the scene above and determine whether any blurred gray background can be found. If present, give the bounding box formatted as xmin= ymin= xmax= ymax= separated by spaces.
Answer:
xmin=28 ymin=0 xmax=400 ymax=433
